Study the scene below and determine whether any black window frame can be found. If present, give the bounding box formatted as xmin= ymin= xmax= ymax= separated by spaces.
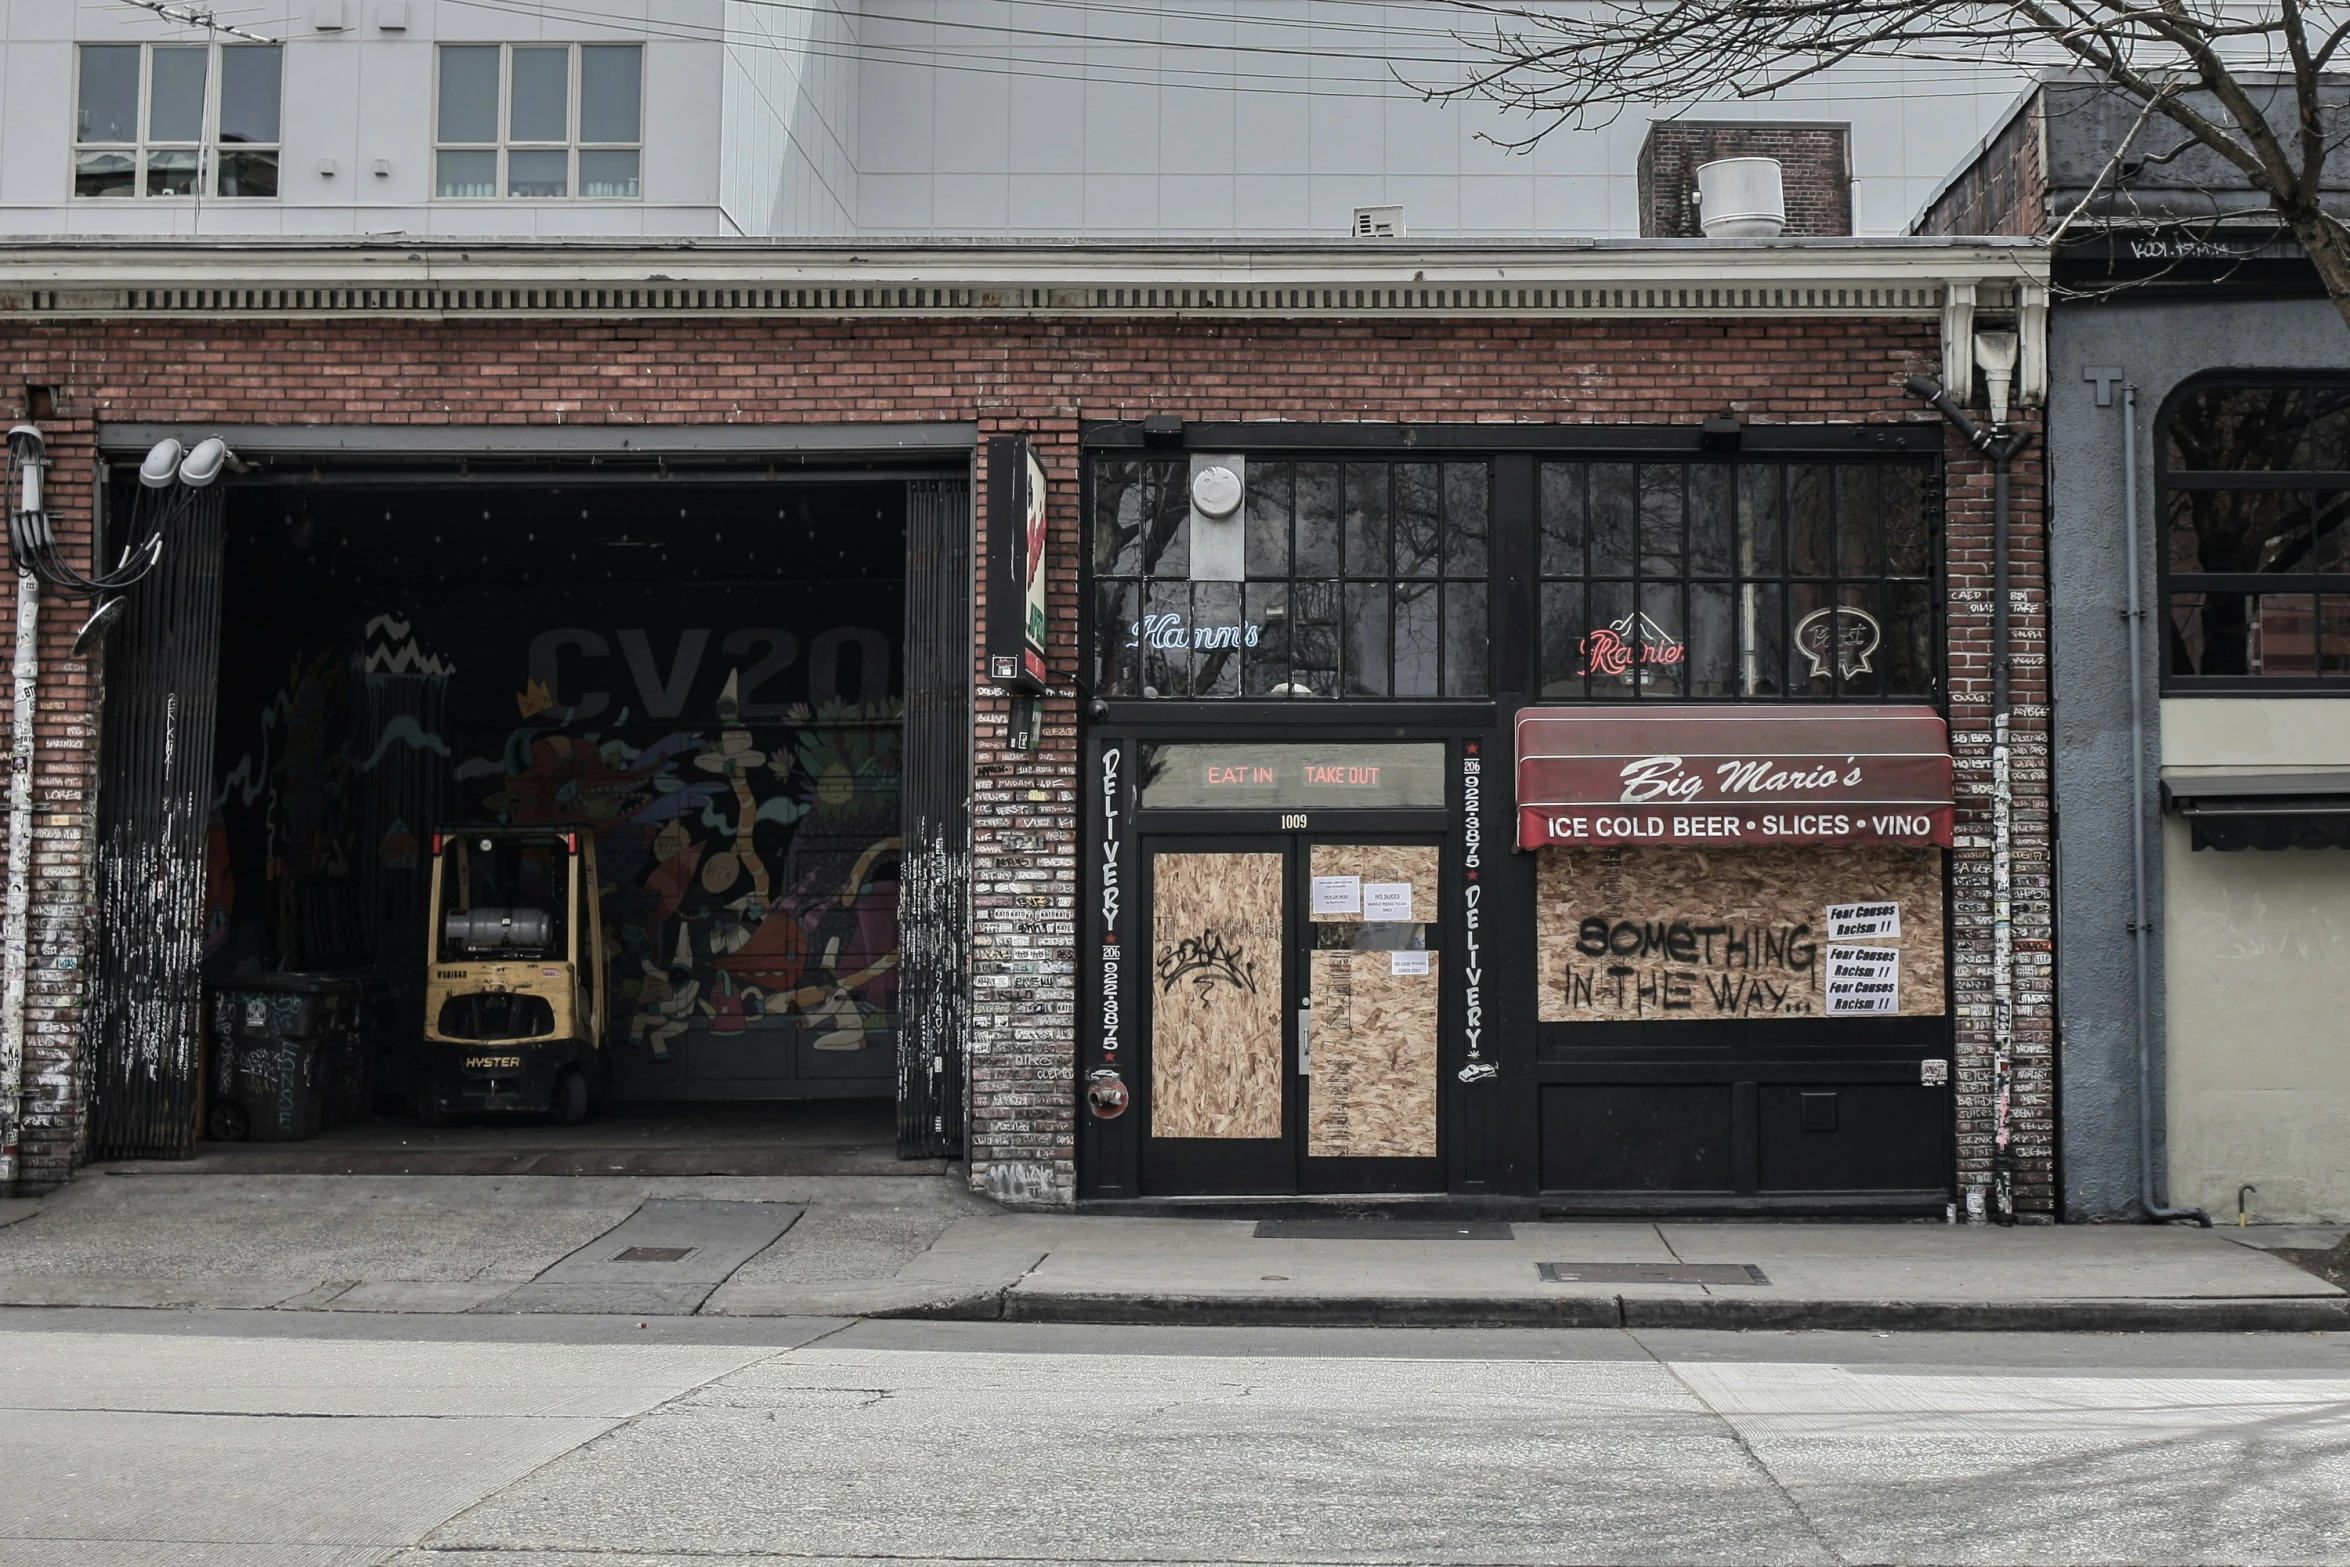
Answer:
xmin=1078 ymin=423 xmax=1948 ymax=717
xmin=2157 ymin=371 xmax=2350 ymax=693
xmin=1531 ymin=454 xmax=1944 ymax=704
xmin=1084 ymin=452 xmax=1496 ymax=703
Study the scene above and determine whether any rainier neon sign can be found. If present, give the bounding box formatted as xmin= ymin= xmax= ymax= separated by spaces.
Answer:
xmin=1580 ymin=611 xmax=1684 ymax=678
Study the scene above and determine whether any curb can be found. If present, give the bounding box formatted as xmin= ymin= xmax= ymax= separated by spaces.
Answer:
xmin=993 ymin=1290 xmax=2350 ymax=1332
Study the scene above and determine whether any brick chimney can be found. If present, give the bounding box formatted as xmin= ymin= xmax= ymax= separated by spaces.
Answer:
xmin=1637 ymin=121 xmax=1853 ymax=238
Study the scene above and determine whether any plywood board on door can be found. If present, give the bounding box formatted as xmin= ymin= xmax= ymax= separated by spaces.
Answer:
xmin=1150 ymin=852 xmax=1284 ymax=1139
xmin=1308 ymin=843 xmax=1440 ymax=924
xmin=1308 ymin=947 xmax=1439 ymax=1158
xmin=1535 ymin=844 xmax=1946 ymax=1022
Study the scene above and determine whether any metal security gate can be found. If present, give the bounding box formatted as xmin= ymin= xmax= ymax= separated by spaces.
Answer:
xmin=88 ymin=483 xmax=227 ymax=1161
xmin=896 ymin=476 xmax=971 ymax=1159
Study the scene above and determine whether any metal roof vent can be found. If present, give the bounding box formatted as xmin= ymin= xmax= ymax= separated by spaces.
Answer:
xmin=1352 ymin=204 xmax=1405 ymax=239
xmin=1695 ymin=158 xmax=1786 ymax=238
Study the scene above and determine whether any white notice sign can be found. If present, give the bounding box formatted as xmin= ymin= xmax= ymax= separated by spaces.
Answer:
xmin=1390 ymin=950 xmax=1431 ymax=977
xmin=1824 ymin=944 xmax=1900 ymax=1014
xmin=1362 ymin=882 xmax=1414 ymax=922
xmin=1311 ymin=875 xmax=1361 ymax=916
xmin=1827 ymin=901 xmax=1901 ymax=940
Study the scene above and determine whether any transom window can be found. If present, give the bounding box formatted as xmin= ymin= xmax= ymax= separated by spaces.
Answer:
xmin=1537 ymin=459 xmax=1938 ymax=700
xmin=2161 ymin=379 xmax=2350 ymax=686
xmin=73 ymin=43 xmax=281 ymax=199
xmin=1089 ymin=458 xmax=1490 ymax=699
xmin=435 ymin=43 xmax=642 ymax=200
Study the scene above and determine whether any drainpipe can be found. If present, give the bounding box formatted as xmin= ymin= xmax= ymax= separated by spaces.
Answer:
xmin=0 ymin=426 xmax=42 ymax=1189
xmin=1904 ymin=376 xmax=2030 ymax=1225
xmin=2119 ymin=383 xmax=2210 ymax=1228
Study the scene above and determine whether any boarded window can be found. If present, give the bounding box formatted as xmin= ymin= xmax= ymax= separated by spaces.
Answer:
xmin=1534 ymin=845 xmax=1945 ymax=1022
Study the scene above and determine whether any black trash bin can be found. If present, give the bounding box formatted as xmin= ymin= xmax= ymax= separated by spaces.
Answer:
xmin=206 ymin=974 xmax=359 ymax=1142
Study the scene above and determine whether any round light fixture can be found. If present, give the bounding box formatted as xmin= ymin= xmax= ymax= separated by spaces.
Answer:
xmin=1190 ymin=464 xmax=1243 ymax=519
xmin=177 ymin=437 xmax=230 ymax=489
xmin=138 ymin=439 xmax=184 ymax=489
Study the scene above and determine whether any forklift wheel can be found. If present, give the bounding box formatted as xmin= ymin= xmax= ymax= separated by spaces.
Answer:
xmin=206 ymin=1101 xmax=250 ymax=1142
xmin=417 ymin=1097 xmax=453 ymax=1129
xmin=553 ymin=1068 xmax=590 ymax=1127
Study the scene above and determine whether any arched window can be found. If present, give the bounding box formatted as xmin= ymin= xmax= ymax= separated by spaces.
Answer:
xmin=2159 ymin=376 xmax=2350 ymax=687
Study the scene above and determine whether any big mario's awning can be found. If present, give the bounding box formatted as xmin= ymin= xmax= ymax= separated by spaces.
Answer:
xmin=1515 ymin=705 xmax=1955 ymax=850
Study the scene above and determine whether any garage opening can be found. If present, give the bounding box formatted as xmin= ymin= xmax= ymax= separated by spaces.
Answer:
xmin=85 ymin=443 xmax=969 ymax=1164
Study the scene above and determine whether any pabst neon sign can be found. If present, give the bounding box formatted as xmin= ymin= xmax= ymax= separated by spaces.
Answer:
xmin=1579 ymin=611 xmax=1685 ymax=678
xmin=1794 ymin=605 xmax=1882 ymax=682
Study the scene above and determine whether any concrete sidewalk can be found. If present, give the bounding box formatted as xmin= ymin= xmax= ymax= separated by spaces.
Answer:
xmin=3 ymin=1173 xmax=2342 ymax=1330
xmin=701 ymin=1213 xmax=2350 ymax=1332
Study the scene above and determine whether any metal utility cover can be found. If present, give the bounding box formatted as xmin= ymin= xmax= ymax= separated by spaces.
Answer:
xmin=1539 ymin=1262 xmax=1770 ymax=1285
xmin=1256 ymin=1220 xmax=1515 ymax=1240
xmin=480 ymin=1199 xmax=802 ymax=1315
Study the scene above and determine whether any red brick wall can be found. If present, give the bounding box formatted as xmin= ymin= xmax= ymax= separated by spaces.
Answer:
xmin=0 ymin=399 xmax=104 ymax=1190
xmin=1916 ymin=93 xmax=2048 ymax=237
xmin=0 ymin=311 xmax=2049 ymax=1215
xmin=1638 ymin=122 xmax=1854 ymax=238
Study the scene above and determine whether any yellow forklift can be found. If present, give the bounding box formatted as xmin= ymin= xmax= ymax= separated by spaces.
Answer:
xmin=418 ymin=824 xmax=607 ymax=1127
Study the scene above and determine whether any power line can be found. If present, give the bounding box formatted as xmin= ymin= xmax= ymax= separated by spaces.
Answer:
xmin=119 ymin=0 xmax=280 ymax=44
xmin=440 ymin=0 xmax=2028 ymax=106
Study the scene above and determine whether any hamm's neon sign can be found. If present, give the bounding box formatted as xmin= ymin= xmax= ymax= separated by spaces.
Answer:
xmin=1515 ymin=706 xmax=1955 ymax=849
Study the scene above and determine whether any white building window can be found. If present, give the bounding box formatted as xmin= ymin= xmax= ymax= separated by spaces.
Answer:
xmin=435 ymin=43 xmax=642 ymax=200
xmin=74 ymin=42 xmax=282 ymax=199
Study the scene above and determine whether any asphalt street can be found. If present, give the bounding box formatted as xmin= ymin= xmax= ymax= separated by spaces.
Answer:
xmin=3 ymin=1311 xmax=2346 ymax=1567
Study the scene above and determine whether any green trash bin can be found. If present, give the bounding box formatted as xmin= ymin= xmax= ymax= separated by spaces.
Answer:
xmin=207 ymin=974 xmax=358 ymax=1142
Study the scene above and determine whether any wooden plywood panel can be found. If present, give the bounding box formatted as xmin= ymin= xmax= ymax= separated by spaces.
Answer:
xmin=1308 ymin=843 xmax=1440 ymax=924
xmin=1151 ymin=852 xmax=1284 ymax=1139
xmin=1535 ymin=845 xmax=1946 ymax=1022
xmin=1308 ymin=948 xmax=1439 ymax=1157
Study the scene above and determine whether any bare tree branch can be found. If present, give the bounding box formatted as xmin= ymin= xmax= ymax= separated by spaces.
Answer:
xmin=1419 ymin=0 xmax=2350 ymax=327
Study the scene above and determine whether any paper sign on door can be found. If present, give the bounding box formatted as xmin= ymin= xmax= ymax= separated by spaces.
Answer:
xmin=1390 ymin=950 xmax=1431 ymax=976
xmin=1311 ymin=875 xmax=1361 ymax=916
xmin=1362 ymin=882 xmax=1413 ymax=922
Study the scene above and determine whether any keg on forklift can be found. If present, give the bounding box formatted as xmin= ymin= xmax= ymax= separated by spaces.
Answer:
xmin=418 ymin=825 xmax=607 ymax=1126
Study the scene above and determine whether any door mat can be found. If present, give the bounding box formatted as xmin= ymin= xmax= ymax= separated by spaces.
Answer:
xmin=1256 ymin=1220 xmax=1516 ymax=1240
xmin=1539 ymin=1262 xmax=1770 ymax=1285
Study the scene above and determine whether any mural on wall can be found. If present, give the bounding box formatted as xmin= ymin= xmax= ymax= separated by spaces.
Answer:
xmin=456 ymin=671 xmax=903 ymax=1064
xmin=208 ymin=490 xmax=907 ymax=1089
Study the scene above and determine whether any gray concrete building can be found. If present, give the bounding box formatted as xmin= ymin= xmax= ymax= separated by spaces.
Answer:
xmin=1921 ymin=76 xmax=2350 ymax=1223
xmin=0 ymin=0 xmax=2026 ymax=241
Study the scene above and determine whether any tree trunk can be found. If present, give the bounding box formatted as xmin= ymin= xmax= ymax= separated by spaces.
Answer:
xmin=2287 ymin=210 xmax=2350 ymax=335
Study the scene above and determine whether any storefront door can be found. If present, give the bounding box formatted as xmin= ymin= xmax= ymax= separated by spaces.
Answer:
xmin=1137 ymin=833 xmax=1443 ymax=1196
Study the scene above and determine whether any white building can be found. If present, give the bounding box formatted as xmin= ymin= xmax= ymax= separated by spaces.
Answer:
xmin=0 ymin=0 xmax=2027 ymax=240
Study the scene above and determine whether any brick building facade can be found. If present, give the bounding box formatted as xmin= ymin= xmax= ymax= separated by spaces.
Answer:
xmin=0 ymin=241 xmax=2051 ymax=1217
xmin=1637 ymin=123 xmax=1856 ymax=239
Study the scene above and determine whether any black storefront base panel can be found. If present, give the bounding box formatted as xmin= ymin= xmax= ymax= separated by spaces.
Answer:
xmin=1535 ymin=1192 xmax=1953 ymax=1219
xmin=1537 ymin=1077 xmax=1948 ymax=1195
